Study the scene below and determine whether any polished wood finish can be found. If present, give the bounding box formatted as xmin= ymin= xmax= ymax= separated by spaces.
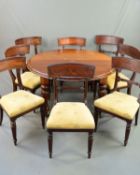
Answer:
xmin=27 ymin=50 xmax=112 ymax=109
xmin=5 ymin=45 xmax=40 ymax=92
xmin=15 ymin=36 xmax=42 ymax=54
xmin=95 ymin=35 xmax=124 ymax=55
xmin=28 ymin=50 xmax=112 ymax=80
xmin=57 ymin=37 xmax=86 ymax=90
xmin=94 ymin=35 xmax=124 ymax=98
xmin=95 ymin=57 xmax=140 ymax=146
xmin=5 ymin=45 xmax=30 ymax=57
xmin=117 ymin=44 xmax=140 ymax=59
xmin=0 ymin=57 xmax=46 ymax=145
xmin=47 ymin=62 xmax=95 ymax=158
xmin=100 ymin=44 xmax=140 ymax=93
xmin=58 ymin=37 xmax=86 ymax=50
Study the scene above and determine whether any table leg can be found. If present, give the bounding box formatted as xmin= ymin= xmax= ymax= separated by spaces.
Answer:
xmin=41 ymin=77 xmax=50 ymax=115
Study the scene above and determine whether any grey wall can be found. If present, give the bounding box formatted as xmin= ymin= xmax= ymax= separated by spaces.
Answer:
xmin=0 ymin=0 xmax=140 ymax=56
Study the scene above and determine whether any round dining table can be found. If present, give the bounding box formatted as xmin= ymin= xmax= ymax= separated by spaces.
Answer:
xmin=27 ymin=49 xmax=112 ymax=108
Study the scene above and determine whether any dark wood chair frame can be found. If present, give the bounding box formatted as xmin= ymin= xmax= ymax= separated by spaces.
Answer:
xmin=58 ymin=36 xmax=86 ymax=50
xmin=47 ymin=62 xmax=95 ymax=158
xmin=0 ymin=57 xmax=46 ymax=145
xmin=15 ymin=36 xmax=42 ymax=55
xmin=95 ymin=35 xmax=124 ymax=56
xmin=94 ymin=57 xmax=140 ymax=146
xmin=57 ymin=37 xmax=87 ymax=92
xmin=99 ymin=44 xmax=140 ymax=96
xmin=5 ymin=45 xmax=40 ymax=93
xmin=93 ymin=35 xmax=124 ymax=98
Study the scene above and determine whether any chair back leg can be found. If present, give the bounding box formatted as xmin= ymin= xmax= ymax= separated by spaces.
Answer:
xmin=0 ymin=107 xmax=3 ymax=125
xmin=40 ymin=105 xmax=46 ymax=129
xmin=48 ymin=131 xmax=53 ymax=158
xmin=135 ymin=109 xmax=139 ymax=126
xmin=124 ymin=121 xmax=132 ymax=146
xmin=88 ymin=131 xmax=94 ymax=158
xmin=94 ymin=107 xmax=99 ymax=132
xmin=10 ymin=119 xmax=17 ymax=145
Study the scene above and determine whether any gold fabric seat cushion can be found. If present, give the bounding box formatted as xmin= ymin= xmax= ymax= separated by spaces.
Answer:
xmin=94 ymin=91 xmax=139 ymax=120
xmin=0 ymin=90 xmax=45 ymax=118
xmin=107 ymin=72 xmax=129 ymax=90
xmin=47 ymin=102 xmax=95 ymax=129
xmin=15 ymin=71 xmax=40 ymax=89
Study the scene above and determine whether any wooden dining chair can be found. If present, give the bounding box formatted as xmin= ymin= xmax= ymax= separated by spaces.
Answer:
xmin=15 ymin=36 xmax=42 ymax=54
xmin=94 ymin=57 xmax=140 ymax=146
xmin=58 ymin=36 xmax=86 ymax=50
xmin=0 ymin=57 xmax=45 ymax=145
xmin=46 ymin=62 xmax=95 ymax=158
xmin=5 ymin=45 xmax=41 ymax=93
xmin=95 ymin=35 xmax=124 ymax=56
xmin=99 ymin=44 xmax=140 ymax=96
xmin=57 ymin=37 xmax=86 ymax=91
xmin=93 ymin=35 xmax=124 ymax=98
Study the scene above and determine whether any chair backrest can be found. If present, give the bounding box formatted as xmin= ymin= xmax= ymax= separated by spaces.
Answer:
xmin=47 ymin=62 xmax=95 ymax=104
xmin=95 ymin=35 xmax=124 ymax=56
xmin=15 ymin=36 xmax=42 ymax=54
xmin=0 ymin=57 xmax=26 ymax=90
xmin=5 ymin=45 xmax=30 ymax=57
xmin=112 ymin=57 xmax=140 ymax=93
xmin=58 ymin=37 xmax=86 ymax=50
xmin=117 ymin=44 xmax=140 ymax=59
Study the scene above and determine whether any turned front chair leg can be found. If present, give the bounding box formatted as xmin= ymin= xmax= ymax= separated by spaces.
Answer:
xmin=88 ymin=131 xmax=93 ymax=158
xmin=124 ymin=121 xmax=132 ymax=146
xmin=10 ymin=119 xmax=17 ymax=145
xmin=48 ymin=131 xmax=53 ymax=158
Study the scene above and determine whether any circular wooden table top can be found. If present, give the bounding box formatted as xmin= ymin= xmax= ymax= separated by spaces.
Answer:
xmin=27 ymin=49 xmax=112 ymax=80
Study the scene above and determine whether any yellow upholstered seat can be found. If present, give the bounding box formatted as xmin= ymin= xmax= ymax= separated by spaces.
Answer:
xmin=47 ymin=102 xmax=95 ymax=129
xmin=0 ymin=90 xmax=45 ymax=117
xmin=15 ymin=71 xmax=40 ymax=89
xmin=94 ymin=91 xmax=139 ymax=120
xmin=107 ymin=72 xmax=129 ymax=90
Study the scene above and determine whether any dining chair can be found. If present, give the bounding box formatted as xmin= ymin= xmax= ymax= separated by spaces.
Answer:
xmin=57 ymin=37 xmax=86 ymax=91
xmin=5 ymin=45 xmax=41 ymax=93
xmin=94 ymin=35 xmax=124 ymax=98
xmin=95 ymin=35 xmax=124 ymax=56
xmin=99 ymin=44 xmax=140 ymax=96
xmin=0 ymin=57 xmax=45 ymax=145
xmin=15 ymin=36 xmax=42 ymax=54
xmin=46 ymin=62 xmax=95 ymax=158
xmin=58 ymin=36 xmax=86 ymax=50
xmin=94 ymin=57 xmax=140 ymax=146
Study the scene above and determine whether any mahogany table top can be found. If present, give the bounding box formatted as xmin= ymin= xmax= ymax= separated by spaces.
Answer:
xmin=27 ymin=49 xmax=112 ymax=80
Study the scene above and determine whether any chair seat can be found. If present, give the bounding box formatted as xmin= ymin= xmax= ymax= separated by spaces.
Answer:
xmin=47 ymin=102 xmax=95 ymax=129
xmin=0 ymin=90 xmax=45 ymax=117
xmin=15 ymin=71 xmax=40 ymax=89
xmin=107 ymin=72 xmax=129 ymax=90
xmin=94 ymin=91 xmax=139 ymax=120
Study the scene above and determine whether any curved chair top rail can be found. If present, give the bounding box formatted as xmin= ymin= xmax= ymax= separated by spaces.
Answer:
xmin=112 ymin=56 xmax=140 ymax=73
xmin=15 ymin=36 xmax=42 ymax=46
xmin=95 ymin=35 xmax=124 ymax=45
xmin=15 ymin=36 xmax=42 ymax=55
xmin=47 ymin=62 xmax=95 ymax=79
xmin=117 ymin=44 xmax=140 ymax=59
xmin=0 ymin=57 xmax=26 ymax=72
xmin=58 ymin=37 xmax=86 ymax=49
xmin=5 ymin=45 xmax=30 ymax=57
